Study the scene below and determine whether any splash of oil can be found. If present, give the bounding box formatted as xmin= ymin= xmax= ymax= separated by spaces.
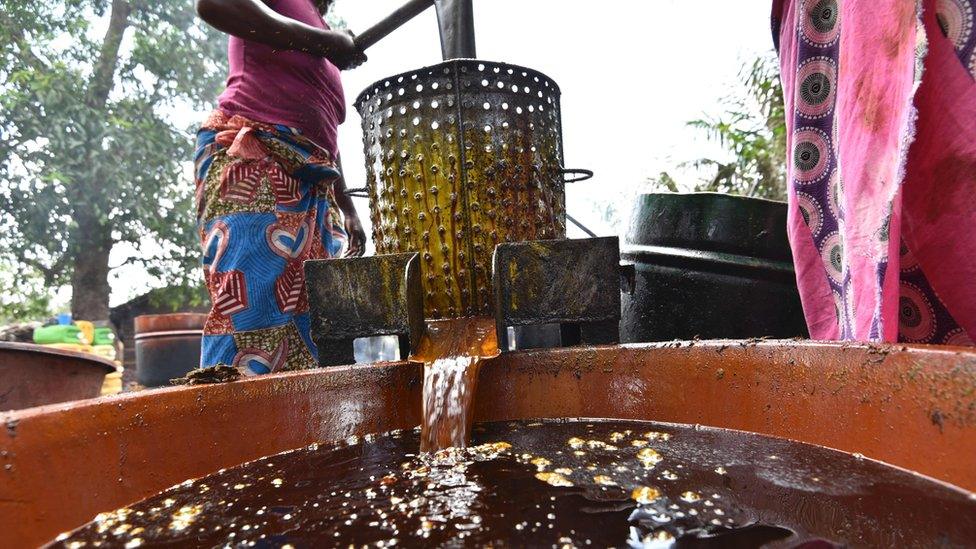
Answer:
xmin=412 ymin=317 xmax=499 ymax=452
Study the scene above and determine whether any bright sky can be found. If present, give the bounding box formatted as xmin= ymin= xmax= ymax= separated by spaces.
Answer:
xmin=107 ymin=0 xmax=776 ymax=307
xmin=335 ymin=0 xmax=775 ymax=238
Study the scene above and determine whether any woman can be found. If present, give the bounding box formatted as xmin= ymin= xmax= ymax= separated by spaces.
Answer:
xmin=773 ymin=0 xmax=976 ymax=344
xmin=194 ymin=0 xmax=367 ymax=372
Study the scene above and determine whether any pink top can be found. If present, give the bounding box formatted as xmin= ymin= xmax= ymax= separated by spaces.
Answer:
xmin=217 ymin=0 xmax=345 ymax=156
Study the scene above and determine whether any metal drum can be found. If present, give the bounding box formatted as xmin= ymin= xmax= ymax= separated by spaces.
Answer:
xmin=355 ymin=60 xmax=579 ymax=319
xmin=620 ymin=193 xmax=808 ymax=342
xmin=134 ymin=313 xmax=206 ymax=387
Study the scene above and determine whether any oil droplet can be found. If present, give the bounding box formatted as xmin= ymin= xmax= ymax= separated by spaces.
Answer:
xmin=680 ymin=491 xmax=702 ymax=503
xmin=169 ymin=504 xmax=203 ymax=531
xmin=485 ymin=441 xmax=512 ymax=452
xmin=714 ymin=466 xmax=727 ymax=475
xmin=535 ymin=472 xmax=573 ymax=487
xmin=531 ymin=457 xmax=551 ymax=471
xmin=643 ymin=530 xmax=675 ymax=546
xmin=593 ymin=475 xmax=616 ymax=486
xmin=637 ymin=448 xmax=663 ymax=467
xmin=586 ymin=440 xmax=617 ymax=451
xmin=631 ymin=486 xmax=661 ymax=504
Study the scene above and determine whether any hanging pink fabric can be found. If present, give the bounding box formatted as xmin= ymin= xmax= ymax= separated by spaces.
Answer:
xmin=773 ymin=0 xmax=976 ymax=344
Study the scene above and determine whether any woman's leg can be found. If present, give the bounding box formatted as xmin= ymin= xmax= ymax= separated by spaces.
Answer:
xmin=194 ymin=127 xmax=341 ymax=373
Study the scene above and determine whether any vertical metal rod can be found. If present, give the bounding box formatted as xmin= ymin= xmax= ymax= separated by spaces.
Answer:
xmin=434 ymin=0 xmax=477 ymax=59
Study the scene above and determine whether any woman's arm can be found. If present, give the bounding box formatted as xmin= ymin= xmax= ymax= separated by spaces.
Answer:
xmin=333 ymin=156 xmax=367 ymax=257
xmin=195 ymin=0 xmax=366 ymax=69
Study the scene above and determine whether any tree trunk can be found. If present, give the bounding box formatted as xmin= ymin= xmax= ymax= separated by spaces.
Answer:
xmin=68 ymin=0 xmax=131 ymax=320
xmin=69 ymin=216 xmax=113 ymax=320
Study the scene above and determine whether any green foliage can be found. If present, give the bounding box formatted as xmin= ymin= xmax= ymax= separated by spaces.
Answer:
xmin=145 ymin=281 xmax=210 ymax=311
xmin=0 ymin=0 xmax=227 ymax=317
xmin=645 ymin=172 xmax=680 ymax=193
xmin=0 ymin=263 xmax=53 ymax=323
xmin=649 ymin=53 xmax=787 ymax=201
xmin=325 ymin=2 xmax=348 ymax=29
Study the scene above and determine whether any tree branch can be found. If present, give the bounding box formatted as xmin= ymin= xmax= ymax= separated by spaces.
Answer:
xmin=18 ymin=255 xmax=66 ymax=286
xmin=0 ymin=12 xmax=48 ymax=71
xmin=108 ymin=255 xmax=149 ymax=270
xmin=86 ymin=0 xmax=133 ymax=109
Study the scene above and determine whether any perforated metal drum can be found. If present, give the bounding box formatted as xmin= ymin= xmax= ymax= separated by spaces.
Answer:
xmin=355 ymin=60 xmax=572 ymax=319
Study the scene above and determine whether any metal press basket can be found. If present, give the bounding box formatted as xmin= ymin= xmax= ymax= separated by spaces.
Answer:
xmin=356 ymin=59 xmax=586 ymax=319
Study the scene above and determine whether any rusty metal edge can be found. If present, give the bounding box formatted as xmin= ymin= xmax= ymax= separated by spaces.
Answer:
xmin=478 ymin=339 xmax=976 ymax=494
xmin=353 ymin=59 xmax=562 ymax=114
xmin=133 ymin=313 xmax=208 ymax=335
xmin=0 ymin=342 xmax=118 ymax=375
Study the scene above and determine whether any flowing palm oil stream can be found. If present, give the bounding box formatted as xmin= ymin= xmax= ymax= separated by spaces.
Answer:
xmin=412 ymin=316 xmax=500 ymax=452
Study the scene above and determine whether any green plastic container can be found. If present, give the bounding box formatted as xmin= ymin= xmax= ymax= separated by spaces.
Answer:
xmin=32 ymin=325 xmax=85 ymax=345
xmin=93 ymin=328 xmax=115 ymax=346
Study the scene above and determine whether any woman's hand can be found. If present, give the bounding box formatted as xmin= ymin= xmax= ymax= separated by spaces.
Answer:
xmin=315 ymin=30 xmax=367 ymax=71
xmin=342 ymin=210 xmax=367 ymax=257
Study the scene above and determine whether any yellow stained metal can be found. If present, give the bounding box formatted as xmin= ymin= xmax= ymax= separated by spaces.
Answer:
xmin=357 ymin=61 xmax=567 ymax=319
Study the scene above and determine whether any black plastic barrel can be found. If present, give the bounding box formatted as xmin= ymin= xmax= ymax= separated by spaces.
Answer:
xmin=134 ymin=313 xmax=205 ymax=387
xmin=620 ymin=193 xmax=807 ymax=343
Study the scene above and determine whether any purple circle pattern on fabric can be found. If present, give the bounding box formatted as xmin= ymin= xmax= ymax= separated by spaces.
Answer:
xmin=898 ymin=241 xmax=967 ymax=344
xmin=936 ymin=0 xmax=976 ymax=78
xmin=793 ymin=127 xmax=832 ymax=184
xmin=819 ymin=231 xmax=845 ymax=284
xmin=945 ymin=327 xmax=975 ymax=346
xmin=787 ymin=0 xmax=852 ymax=336
xmin=899 ymin=241 xmax=921 ymax=272
xmin=801 ymin=0 xmax=841 ymax=46
xmin=797 ymin=57 xmax=838 ymax=119
xmin=796 ymin=191 xmax=823 ymax=237
xmin=899 ymin=282 xmax=938 ymax=343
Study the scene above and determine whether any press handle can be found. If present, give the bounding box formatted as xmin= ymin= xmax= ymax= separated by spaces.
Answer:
xmin=354 ymin=0 xmax=436 ymax=52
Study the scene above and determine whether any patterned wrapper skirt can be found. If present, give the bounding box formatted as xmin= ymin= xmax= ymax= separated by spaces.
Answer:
xmin=193 ymin=111 xmax=347 ymax=372
xmin=773 ymin=0 xmax=976 ymax=344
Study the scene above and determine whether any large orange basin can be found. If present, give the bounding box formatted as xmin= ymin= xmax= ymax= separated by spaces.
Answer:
xmin=2 ymin=340 xmax=975 ymax=546
xmin=0 ymin=342 xmax=116 ymax=412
